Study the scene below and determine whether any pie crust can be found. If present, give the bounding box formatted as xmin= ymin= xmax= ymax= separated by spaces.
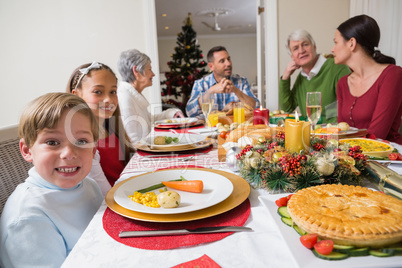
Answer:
xmin=287 ymin=184 xmax=402 ymax=247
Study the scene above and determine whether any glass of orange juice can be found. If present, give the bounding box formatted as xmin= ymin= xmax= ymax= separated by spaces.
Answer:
xmin=233 ymin=102 xmax=245 ymax=124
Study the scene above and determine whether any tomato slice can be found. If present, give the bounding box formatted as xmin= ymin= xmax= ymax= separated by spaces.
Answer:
xmin=396 ymin=153 xmax=402 ymax=161
xmin=314 ymin=240 xmax=334 ymax=255
xmin=300 ymin=234 xmax=318 ymax=249
xmin=389 ymin=153 xmax=398 ymax=160
xmin=275 ymin=196 xmax=289 ymax=207
xmin=287 ymin=194 xmax=294 ymax=200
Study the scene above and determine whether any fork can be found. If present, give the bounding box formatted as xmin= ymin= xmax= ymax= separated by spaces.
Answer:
xmin=178 ymin=156 xmax=195 ymax=161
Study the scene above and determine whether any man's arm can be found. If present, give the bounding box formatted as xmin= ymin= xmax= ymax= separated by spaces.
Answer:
xmin=227 ymin=76 xmax=259 ymax=109
xmin=185 ymin=79 xmax=205 ymax=117
xmin=230 ymin=83 xmax=256 ymax=108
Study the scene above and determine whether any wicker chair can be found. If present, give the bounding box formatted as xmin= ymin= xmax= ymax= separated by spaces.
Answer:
xmin=0 ymin=125 xmax=33 ymax=217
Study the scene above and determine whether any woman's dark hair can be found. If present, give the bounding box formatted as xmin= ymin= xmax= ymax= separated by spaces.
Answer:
xmin=337 ymin=14 xmax=395 ymax=64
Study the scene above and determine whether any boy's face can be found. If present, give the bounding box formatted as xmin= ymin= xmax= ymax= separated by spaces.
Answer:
xmin=20 ymin=109 xmax=96 ymax=189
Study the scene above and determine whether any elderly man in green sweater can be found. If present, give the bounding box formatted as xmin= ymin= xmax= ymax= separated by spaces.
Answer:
xmin=279 ymin=29 xmax=350 ymax=123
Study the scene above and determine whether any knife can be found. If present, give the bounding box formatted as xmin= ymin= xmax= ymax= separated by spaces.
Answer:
xmin=119 ymin=226 xmax=253 ymax=238
xmin=141 ymin=153 xmax=205 ymax=158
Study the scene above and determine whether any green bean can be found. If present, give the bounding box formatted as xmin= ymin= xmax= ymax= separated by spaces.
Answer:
xmin=137 ymin=178 xmax=185 ymax=193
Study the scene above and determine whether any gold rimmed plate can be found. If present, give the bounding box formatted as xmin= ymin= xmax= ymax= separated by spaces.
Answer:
xmin=134 ymin=139 xmax=213 ymax=153
xmin=105 ymin=168 xmax=250 ymax=222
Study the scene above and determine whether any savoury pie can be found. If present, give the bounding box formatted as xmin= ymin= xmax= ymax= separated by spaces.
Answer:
xmin=287 ymin=184 xmax=402 ymax=247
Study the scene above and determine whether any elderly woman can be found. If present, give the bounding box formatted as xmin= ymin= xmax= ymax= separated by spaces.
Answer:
xmin=332 ymin=15 xmax=402 ymax=144
xmin=117 ymin=49 xmax=183 ymax=147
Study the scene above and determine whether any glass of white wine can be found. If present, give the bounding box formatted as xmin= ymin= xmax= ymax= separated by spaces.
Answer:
xmin=199 ymin=92 xmax=214 ymax=128
xmin=306 ymin=92 xmax=322 ymax=137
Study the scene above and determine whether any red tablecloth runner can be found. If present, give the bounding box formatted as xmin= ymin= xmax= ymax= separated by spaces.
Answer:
xmin=154 ymin=123 xmax=204 ymax=133
xmin=136 ymin=144 xmax=213 ymax=156
xmin=102 ymin=198 xmax=250 ymax=250
xmin=171 ymin=254 xmax=221 ymax=268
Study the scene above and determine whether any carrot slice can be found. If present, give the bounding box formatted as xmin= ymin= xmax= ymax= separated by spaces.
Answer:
xmin=161 ymin=180 xmax=204 ymax=193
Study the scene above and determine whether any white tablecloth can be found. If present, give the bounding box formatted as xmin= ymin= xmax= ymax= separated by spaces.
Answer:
xmin=61 ymin=143 xmax=402 ymax=268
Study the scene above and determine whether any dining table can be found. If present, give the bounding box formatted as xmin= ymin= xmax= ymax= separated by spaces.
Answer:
xmin=61 ymin=125 xmax=402 ymax=268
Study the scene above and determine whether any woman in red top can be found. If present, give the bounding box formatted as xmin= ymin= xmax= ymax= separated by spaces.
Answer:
xmin=67 ymin=62 xmax=134 ymax=186
xmin=332 ymin=15 xmax=402 ymax=144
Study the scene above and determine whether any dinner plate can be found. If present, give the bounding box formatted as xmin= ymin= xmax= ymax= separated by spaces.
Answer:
xmin=105 ymin=168 xmax=250 ymax=222
xmin=144 ymin=132 xmax=206 ymax=149
xmin=259 ymin=194 xmax=402 ymax=268
xmin=154 ymin=117 xmax=198 ymax=126
xmin=114 ymin=169 xmax=234 ymax=214
xmin=313 ymin=126 xmax=358 ymax=136
xmin=369 ymin=160 xmax=402 ymax=165
xmin=134 ymin=139 xmax=213 ymax=153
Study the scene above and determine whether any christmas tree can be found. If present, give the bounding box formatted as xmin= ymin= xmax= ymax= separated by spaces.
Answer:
xmin=161 ymin=13 xmax=209 ymax=113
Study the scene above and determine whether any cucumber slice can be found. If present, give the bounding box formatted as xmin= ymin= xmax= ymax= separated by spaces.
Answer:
xmin=293 ymin=225 xmax=307 ymax=236
xmin=312 ymin=249 xmax=349 ymax=260
xmin=333 ymin=244 xmax=355 ymax=253
xmin=369 ymin=250 xmax=393 ymax=257
xmin=349 ymin=247 xmax=369 ymax=256
xmin=278 ymin=206 xmax=290 ymax=218
xmin=380 ymin=247 xmax=402 ymax=255
xmin=281 ymin=217 xmax=293 ymax=227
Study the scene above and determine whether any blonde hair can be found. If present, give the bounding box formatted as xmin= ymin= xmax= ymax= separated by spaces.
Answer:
xmin=19 ymin=92 xmax=99 ymax=148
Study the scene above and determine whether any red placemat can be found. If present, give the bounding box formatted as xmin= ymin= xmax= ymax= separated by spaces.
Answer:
xmin=136 ymin=144 xmax=213 ymax=156
xmin=171 ymin=254 xmax=221 ymax=268
xmin=102 ymin=198 xmax=250 ymax=250
xmin=154 ymin=124 xmax=205 ymax=133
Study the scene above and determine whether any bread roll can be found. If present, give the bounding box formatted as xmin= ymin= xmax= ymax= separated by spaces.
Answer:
xmin=226 ymin=124 xmax=269 ymax=143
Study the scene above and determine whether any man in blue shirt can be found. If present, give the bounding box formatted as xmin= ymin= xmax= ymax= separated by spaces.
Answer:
xmin=186 ymin=46 xmax=260 ymax=118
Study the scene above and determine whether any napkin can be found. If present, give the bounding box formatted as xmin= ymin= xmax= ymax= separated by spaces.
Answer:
xmin=102 ymin=199 xmax=251 ymax=250
xmin=171 ymin=254 xmax=221 ymax=268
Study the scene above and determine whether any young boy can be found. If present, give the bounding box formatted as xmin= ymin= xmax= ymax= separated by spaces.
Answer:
xmin=0 ymin=93 xmax=103 ymax=267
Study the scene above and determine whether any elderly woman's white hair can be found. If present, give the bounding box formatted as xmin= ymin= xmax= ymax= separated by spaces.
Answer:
xmin=285 ymin=29 xmax=316 ymax=55
xmin=118 ymin=49 xmax=151 ymax=83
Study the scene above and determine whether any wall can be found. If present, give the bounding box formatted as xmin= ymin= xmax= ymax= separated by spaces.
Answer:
xmin=277 ymin=0 xmax=350 ymax=85
xmin=0 ymin=0 xmax=350 ymax=128
xmin=158 ymin=34 xmax=258 ymax=85
xmin=0 ymin=0 xmax=148 ymax=128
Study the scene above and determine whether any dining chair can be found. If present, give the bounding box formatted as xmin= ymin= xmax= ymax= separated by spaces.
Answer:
xmin=0 ymin=125 xmax=32 ymax=217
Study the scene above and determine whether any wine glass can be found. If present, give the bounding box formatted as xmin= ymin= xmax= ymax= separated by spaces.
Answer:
xmin=306 ymin=92 xmax=322 ymax=137
xmin=199 ymin=92 xmax=214 ymax=128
